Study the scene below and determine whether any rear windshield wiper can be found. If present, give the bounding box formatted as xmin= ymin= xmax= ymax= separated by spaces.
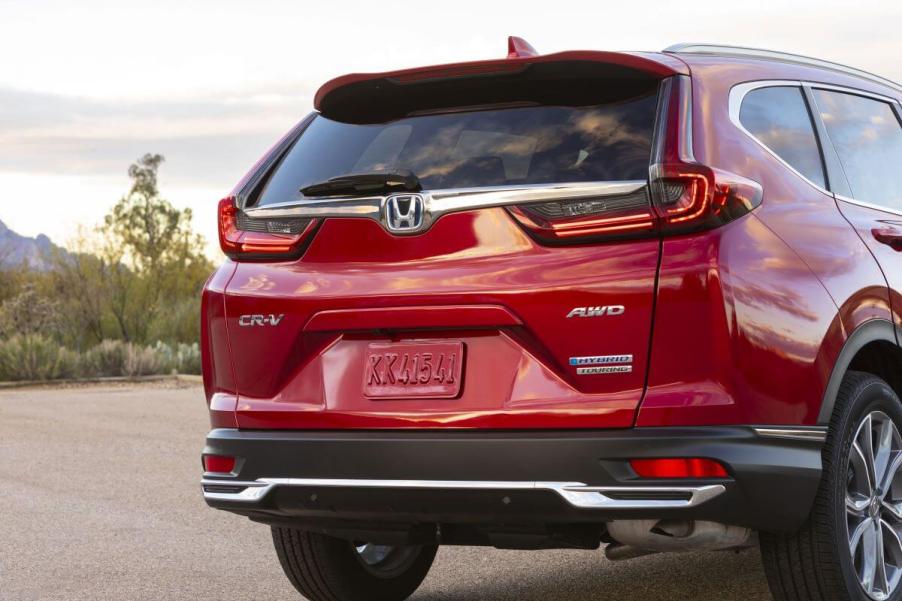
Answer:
xmin=300 ymin=171 xmax=421 ymax=198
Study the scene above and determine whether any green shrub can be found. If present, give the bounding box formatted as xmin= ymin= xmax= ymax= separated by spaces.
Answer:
xmin=0 ymin=334 xmax=67 ymax=381
xmin=124 ymin=344 xmax=165 ymax=377
xmin=55 ymin=347 xmax=84 ymax=379
xmin=174 ymin=342 xmax=201 ymax=375
xmin=149 ymin=341 xmax=201 ymax=375
xmin=83 ymin=339 xmax=128 ymax=377
xmin=0 ymin=337 xmax=203 ymax=382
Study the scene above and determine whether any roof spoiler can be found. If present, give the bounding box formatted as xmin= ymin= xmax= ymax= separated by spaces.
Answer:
xmin=314 ymin=36 xmax=688 ymax=121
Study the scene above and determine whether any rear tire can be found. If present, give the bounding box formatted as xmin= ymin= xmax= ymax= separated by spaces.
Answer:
xmin=271 ymin=527 xmax=438 ymax=601
xmin=760 ymin=371 xmax=902 ymax=601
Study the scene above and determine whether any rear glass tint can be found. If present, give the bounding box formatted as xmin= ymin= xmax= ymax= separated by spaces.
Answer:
xmin=255 ymin=93 xmax=658 ymax=206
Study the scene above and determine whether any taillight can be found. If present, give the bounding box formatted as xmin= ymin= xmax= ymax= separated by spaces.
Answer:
xmin=647 ymin=75 xmax=762 ymax=234
xmin=508 ymin=75 xmax=761 ymax=244
xmin=507 ymin=186 xmax=656 ymax=243
xmin=218 ymin=196 xmax=319 ymax=261
xmin=630 ymin=458 xmax=728 ymax=479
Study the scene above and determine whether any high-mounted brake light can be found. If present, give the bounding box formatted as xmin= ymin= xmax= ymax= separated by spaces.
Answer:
xmin=218 ymin=197 xmax=319 ymax=261
xmin=630 ymin=458 xmax=729 ymax=479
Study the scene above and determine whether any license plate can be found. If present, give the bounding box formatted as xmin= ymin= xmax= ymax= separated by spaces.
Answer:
xmin=363 ymin=341 xmax=464 ymax=399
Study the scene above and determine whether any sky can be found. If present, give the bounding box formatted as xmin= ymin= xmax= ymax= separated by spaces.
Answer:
xmin=1 ymin=0 xmax=900 ymax=257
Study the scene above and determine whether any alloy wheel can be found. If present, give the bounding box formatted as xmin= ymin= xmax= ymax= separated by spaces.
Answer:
xmin=847 ymin=411 xmax=902 ymax=600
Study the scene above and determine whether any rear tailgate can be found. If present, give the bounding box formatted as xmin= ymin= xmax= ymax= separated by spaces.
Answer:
xmin=222 ymin=53 xmax=679 ymax=429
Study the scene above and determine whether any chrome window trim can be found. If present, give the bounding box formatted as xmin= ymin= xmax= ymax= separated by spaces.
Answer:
xmin=244 ymin=180 xmax=648 ymax=235
xmin=807 ymin=82 xmax=899 ymax=105
xmin=835 ymin=194 xmax=902 ymax=218
xmin=201 ymin=477 xmax=726 ymax=510
xmin=728 ymin=80 xmax=832 ymax=196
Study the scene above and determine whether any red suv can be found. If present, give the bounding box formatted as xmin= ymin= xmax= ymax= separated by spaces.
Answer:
xmin=201 ymin=38 xmax=902 ymax=601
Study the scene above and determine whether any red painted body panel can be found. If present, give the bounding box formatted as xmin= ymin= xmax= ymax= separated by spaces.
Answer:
xmin=222 ymin=210 xmax=658 ymax=429
xmin=637 ymin=214 xmax=841 ymax=426
xmin=200 ymin=261 xmax=239 ymax=428
xmin=636 ymin=56 xmax=894 ymax=426
xmin=204 ymin=50 xmax=901 ymax=431
xmin=836 ymin=201 xmax=902 ymax=336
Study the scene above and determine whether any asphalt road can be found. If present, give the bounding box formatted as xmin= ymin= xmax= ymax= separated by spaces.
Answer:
xmin=0 ymin=383 xmax=773 ymax=601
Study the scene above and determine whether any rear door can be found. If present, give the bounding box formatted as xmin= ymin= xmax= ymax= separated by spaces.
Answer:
xmin=224 ymin=65 xmax=669 ymax=429
xmin=809 ymin=87 xmax=902 ymax=338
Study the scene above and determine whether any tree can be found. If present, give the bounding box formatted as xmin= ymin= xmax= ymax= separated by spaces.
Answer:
xmin=52 ymin=154 xmax=213 ymax=346
xmin=50 ymin=229 xmax=108 ymax=347
xmin=99 ymin=154 xmax=213 ymax=343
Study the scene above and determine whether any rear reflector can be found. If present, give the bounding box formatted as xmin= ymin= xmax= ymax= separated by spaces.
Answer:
xmin=203 ymin=455 xmax=236 ymax=474
xmin=219 ymin=196 xmax=319 ymax=260
xmin=629 ymin=458 xmax=728 ymax=479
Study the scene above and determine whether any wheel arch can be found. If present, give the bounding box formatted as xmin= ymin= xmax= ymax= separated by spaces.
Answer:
xmin=818 ymin=319 xmax=902 ymax=424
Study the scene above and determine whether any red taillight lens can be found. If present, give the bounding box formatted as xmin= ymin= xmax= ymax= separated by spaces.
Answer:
xmin=203 ymin=454 xmax=236 ymax=474
xmin=507 ymin=187 xmax=657 ymax=243
xmin=650 ymin=164 xmax=763 ymax=233
xmin=647 ymin=75 xmax=762 ymax=234
xmin=218 ymin=196 xmax=319 ymax=260
xmin=629 ymin=458 xmax=728 ymax=479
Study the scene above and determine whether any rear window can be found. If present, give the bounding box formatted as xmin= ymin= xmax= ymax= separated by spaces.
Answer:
xmin=255 ymin=94 xmax=658 ymax=206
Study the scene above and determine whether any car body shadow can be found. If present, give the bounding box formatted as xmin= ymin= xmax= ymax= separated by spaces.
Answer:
xmin=414 ymin=546 xmax=771 ymax=600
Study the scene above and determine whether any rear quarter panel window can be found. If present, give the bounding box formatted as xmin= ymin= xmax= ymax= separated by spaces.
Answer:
xmin=812 ymin=89 xmax=902 ymax=212
xmin=739 ymin=86 xmax=827 ymax=189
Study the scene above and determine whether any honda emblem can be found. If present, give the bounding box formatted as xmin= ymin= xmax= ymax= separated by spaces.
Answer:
xmin=384 ymin=194 xmax=425 ymax=233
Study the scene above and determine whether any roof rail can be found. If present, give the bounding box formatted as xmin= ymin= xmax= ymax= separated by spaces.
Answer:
xmin=664 ymin=43 xmax=902 ymax=93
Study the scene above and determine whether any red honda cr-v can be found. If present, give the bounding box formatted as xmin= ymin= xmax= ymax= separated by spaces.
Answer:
xmin=201 ymin=38 xmax=902 ymax=601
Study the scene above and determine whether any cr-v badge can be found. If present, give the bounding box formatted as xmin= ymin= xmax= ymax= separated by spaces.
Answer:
xmin=566 ymin=305 xmax=625 ymax=318
xmin=238 ymin=314 xmax=285 ymax=327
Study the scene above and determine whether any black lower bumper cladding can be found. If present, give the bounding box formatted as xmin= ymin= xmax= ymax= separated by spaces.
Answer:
xmin=201 ymin=426 xmax=824 ymax=535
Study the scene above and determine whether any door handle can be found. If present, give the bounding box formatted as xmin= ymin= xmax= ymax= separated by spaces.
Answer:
xmin=872 ymin=228 xmax=902 ymax=252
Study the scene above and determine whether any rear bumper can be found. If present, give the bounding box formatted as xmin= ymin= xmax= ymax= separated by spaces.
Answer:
xmin=201 ymin=426 xmax=824 ymax=533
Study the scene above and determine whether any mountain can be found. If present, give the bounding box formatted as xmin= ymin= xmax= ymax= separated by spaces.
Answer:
xmin=0 ymin=219 xmax=63 ymax=270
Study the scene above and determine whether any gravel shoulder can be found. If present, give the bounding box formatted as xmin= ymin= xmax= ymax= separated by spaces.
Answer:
xmin=0 ymin=383 xmax=772 ymax=601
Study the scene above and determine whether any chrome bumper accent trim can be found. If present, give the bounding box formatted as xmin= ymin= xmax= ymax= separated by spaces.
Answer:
xmin=752 ymin=427 xmax=828 ymax=442
xmin=201 ymin=478 xmax=725 ymax=510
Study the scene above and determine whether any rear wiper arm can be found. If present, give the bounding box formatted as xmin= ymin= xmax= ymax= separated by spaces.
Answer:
xmin=300 ymin=170 xmax=421 ymax=198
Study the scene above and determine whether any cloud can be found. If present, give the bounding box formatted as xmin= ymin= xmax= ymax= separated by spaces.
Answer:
xmin=0 ymin=84 xmax=315 ymax=188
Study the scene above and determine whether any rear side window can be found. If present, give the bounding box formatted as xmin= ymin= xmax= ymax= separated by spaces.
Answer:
xmin=812 ymin=89 xmax=902 ymax=212
xmin=739 ymin=86 xmax=827 ymax=189
xmin=255 ymin=92 xmax=658 ymax=206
